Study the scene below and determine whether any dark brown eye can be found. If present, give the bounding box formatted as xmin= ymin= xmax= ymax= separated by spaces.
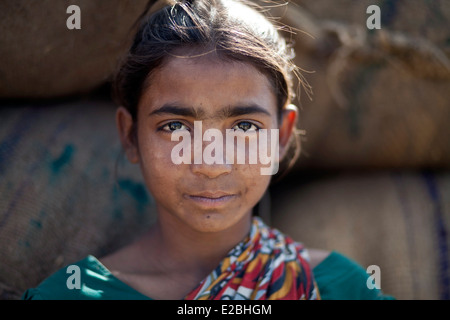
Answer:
xmin=161 ymin=121 xmax=188 ymax=132
xmin=233 ymin=121 xmax=259 ymax=132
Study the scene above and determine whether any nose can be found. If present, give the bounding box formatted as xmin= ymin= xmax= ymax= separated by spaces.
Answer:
xmin=189 ymin=121 xmax=233 ymax=178
xmin=191 ymin=162 xmax=232 ymax=178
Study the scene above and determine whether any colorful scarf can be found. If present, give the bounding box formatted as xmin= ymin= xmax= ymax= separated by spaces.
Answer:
xmin=184 ymin=217 xmax=320 ymax=300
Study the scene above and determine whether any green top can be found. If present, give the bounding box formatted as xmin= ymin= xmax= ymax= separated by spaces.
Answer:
xmin=21 ymin=251 xmax=394 ymax=300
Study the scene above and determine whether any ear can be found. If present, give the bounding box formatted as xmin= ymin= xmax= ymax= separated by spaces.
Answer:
xmin=116 ymin=106 xmax=140 ymax=164
xmin=278 ymin=104 xmax=298 ymax=160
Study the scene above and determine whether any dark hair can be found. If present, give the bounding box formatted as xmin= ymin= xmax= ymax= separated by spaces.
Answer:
xmin=113 ymin=0 xmax=306 ymax=180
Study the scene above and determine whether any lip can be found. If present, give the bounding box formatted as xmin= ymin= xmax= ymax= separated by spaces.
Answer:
xmin=191 ymin=191 xmax=234 ymax=198
xmin=185 ymin=191 xmax=238 ymax=208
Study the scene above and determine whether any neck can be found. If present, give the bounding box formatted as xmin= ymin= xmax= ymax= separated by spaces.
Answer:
xmin=145 ymin=209 xmax=253 ymax=277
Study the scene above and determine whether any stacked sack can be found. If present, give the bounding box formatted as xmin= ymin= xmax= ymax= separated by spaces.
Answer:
xmin=269 ymin=0 xmax=450 ymax=300
xmin=0 ymin=99 xmax=157 ymax=299
xmin=270 ymin=171 xmax=450 ymax=300
xmin=0 ymin=0 xmax=157 ymax=299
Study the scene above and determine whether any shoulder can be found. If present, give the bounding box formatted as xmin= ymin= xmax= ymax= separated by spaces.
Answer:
xmin=310 ymin=250 xmax=395 ymax=300
xmin=21 ymin=256 xmax=103 ymax=300
xmin=308 ymin=248 xmax=330 ymax=269
xmin=21 ymin=255 xmax=149 ymax=300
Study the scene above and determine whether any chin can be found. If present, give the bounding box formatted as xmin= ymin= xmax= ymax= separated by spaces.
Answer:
xmin=185 ymin=211 xmax=247 ymax=234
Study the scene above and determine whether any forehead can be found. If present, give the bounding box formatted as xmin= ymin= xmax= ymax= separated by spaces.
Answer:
xmin=138 ymin=53 xmax=278 ymax=118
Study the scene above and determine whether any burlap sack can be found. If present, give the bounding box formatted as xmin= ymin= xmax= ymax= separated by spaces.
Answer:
xmin=0 ymin=0 xmax=149 ymax=98
xmin=271 ymin=171 xmax=450 ymax=300
xmin=0 ymin=99 xmax=157 ymax=299
xmin=274 ymin=0 xmax=450 ymax=169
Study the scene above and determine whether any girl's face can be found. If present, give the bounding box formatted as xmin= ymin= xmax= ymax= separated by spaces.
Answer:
xmin=117 ymin=54 xmax=296 ymax=233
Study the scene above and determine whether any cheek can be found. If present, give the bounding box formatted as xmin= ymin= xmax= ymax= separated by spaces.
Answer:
xmin=238 ymin=164 xmax=272 ymax=203
xmin=139 ymin=137 xmax=170 ymax=168
xmin=136 ymin=132 xmax=183 ymax=193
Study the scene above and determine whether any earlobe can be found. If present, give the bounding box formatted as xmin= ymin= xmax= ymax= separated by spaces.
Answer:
xmin=278 ymin=104 xmax=298 ymax=160
xmin=116 ymin=107 xmax=140 ymax=164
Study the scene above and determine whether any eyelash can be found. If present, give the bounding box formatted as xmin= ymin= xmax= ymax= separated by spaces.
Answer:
xmin=232 ymin=121 xmax=260 ymax=132
xmin=158 ymin=120 xmax=261 ymax=133
xmin=158 ymin=121 xmax=190 ymax=133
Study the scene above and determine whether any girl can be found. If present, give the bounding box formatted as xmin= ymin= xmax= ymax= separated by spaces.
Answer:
xmin=22 ymin=0 xmax=393 ymax=300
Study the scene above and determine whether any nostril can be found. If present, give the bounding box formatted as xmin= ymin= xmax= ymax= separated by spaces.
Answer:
xmin=190 ymin=162 xmax=232 ymax=179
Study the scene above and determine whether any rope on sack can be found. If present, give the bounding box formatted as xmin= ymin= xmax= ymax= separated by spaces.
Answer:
xmin=282 ymin=4 xmax=450 ymax=109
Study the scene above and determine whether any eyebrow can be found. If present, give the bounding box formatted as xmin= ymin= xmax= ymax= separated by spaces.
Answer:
xmin=149 ymin=103 xmax=271 ymax=119
xmin=148 ymin=104 xmax=205 ymax=118
xmin=219 ymin=105 xmax=271 ymax=118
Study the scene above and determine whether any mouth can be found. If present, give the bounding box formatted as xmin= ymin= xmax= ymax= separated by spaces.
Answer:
xmin=185 ymin=191 xmax=238 ymax=208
